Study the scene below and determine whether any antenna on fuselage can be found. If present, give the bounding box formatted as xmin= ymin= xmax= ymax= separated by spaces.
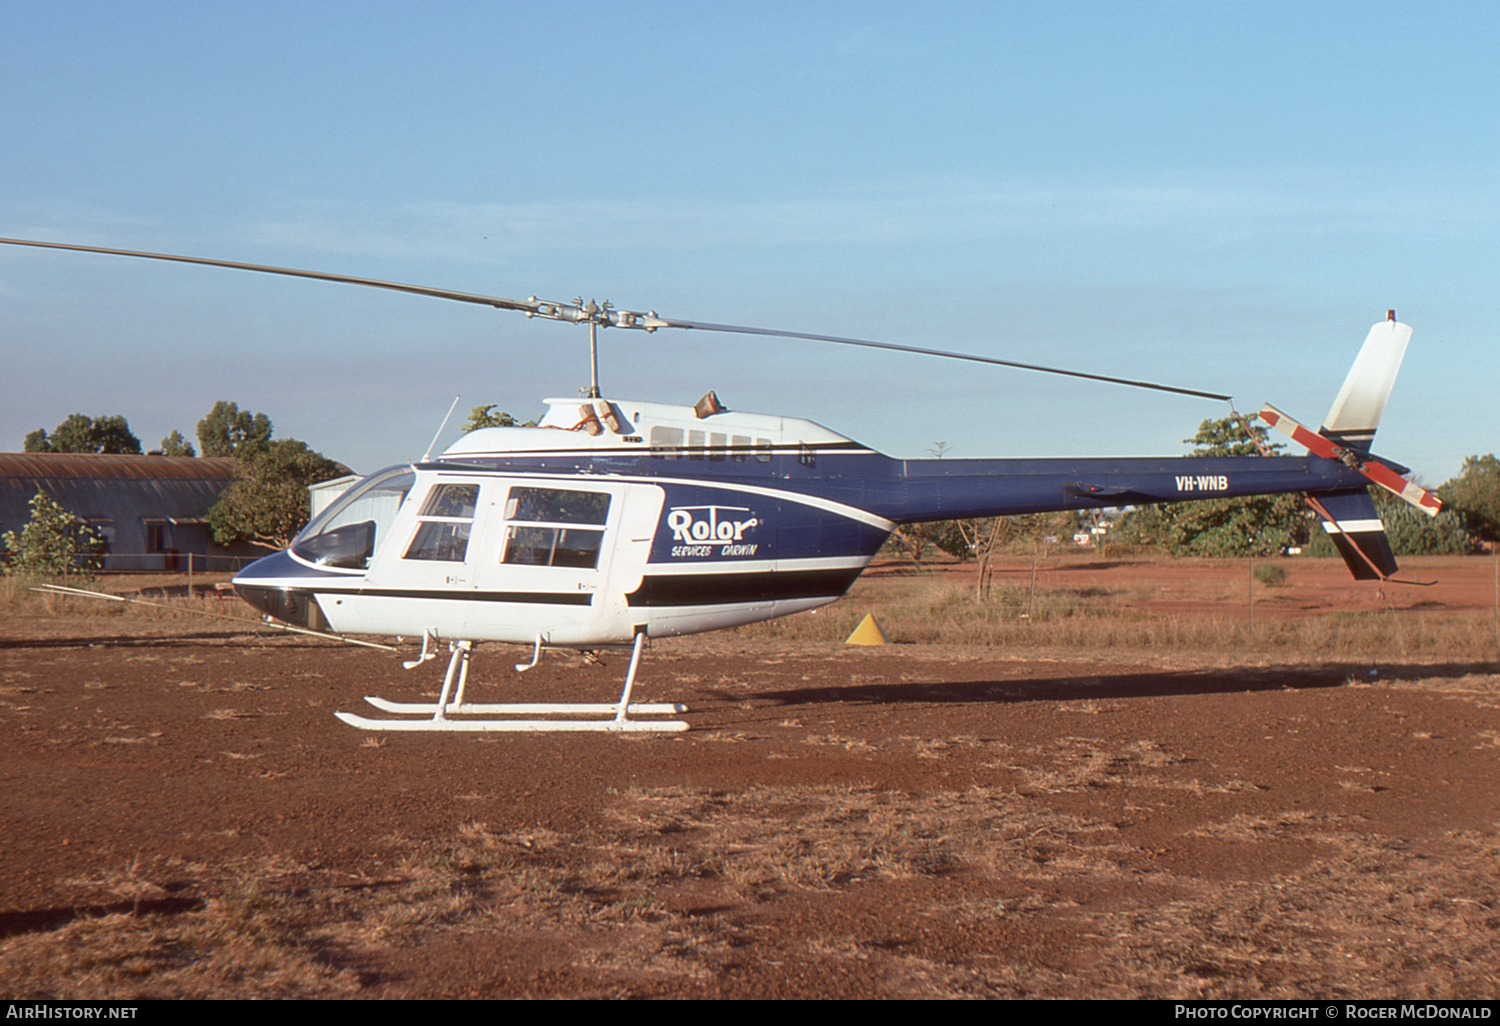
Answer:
xmin=421 ymin=394 xmax=463 ymax=462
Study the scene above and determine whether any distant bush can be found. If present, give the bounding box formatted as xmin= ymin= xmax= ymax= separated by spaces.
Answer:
xmin=1253 ymin=563 xmax=1287 ymax=587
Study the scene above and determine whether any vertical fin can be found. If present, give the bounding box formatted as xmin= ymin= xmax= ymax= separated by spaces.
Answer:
xmin=1319 ymin=314 xmax=1412 ymax=453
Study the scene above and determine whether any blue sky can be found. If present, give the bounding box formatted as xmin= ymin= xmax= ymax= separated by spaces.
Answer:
xmin=2 ymin=1 xmax=1495 ymax=483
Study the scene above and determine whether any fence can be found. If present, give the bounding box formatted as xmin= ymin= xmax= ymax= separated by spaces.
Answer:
xmin=95 ymin=551 xmax=265 ymax=574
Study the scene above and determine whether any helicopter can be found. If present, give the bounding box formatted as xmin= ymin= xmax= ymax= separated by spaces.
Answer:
xmin=0 ymin=237 xmax=1443 ymax=733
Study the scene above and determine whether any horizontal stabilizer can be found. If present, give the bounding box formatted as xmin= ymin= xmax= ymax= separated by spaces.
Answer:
xmin=1305 ymin=489 xmax=1397 ymax=581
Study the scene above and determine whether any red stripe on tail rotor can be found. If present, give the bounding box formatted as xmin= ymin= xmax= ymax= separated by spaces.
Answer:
xmin=1259 ymin=405 xmax=1441 ymax=516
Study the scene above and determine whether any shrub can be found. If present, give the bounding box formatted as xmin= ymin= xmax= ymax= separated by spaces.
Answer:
xmin=1253 ymin=563 xmax=1287 ymax=587
xmin=1 ymin=491 xmax=106 ymax=579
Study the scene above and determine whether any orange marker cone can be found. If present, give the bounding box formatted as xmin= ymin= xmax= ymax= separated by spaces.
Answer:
xmin=845 ymin=613 xmax=889 ymax=646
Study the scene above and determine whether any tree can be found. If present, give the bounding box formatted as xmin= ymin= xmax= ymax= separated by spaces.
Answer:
xmin=156 ymin=430 xmax=196 ymax=457
xmin=1375 ymin=489 xmax=1472 ymax=555
xmin=462 ymin=405 xmax=538 ymax=433
xmin=1 ymin=491 xmax=106 ymax=578
xmin=1300 ymin=488 xmax=1472 ymax=558
xmin=1176 ymin=417 xmax=1270 ymax=458
xmin=206 ymin=439 xmax=351 ymax=550
xmin=1113 ymin=417 xmax=1306 ymax=557
xmin=24 ymin=414 xmax=142 ymax=454
xmin=1440 ymin=454 xmax=1500 ymax=545
xmin=196 ymin=401 xmax=273 ymax=458
xmin=192 ymin=401 xmax=348 ymax=548
xmin=463 ymin=405 xmax=522 ymax=432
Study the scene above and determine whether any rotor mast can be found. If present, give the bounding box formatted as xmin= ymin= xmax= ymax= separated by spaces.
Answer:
xmin=526 ymin=295 xmax=667 ymax=399
xmin=589 ymin=320 xmax=600 ymax=399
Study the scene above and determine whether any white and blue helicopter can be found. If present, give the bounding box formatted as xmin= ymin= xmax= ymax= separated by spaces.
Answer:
xmin=0 ymin=237 xmax=1442 ymax=734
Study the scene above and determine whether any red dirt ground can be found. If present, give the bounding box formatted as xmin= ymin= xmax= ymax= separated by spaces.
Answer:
xmin=2 ymin=555 xmax=1498 ymax=998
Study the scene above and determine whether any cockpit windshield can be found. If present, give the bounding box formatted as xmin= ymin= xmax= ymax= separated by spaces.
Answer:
xmin=291 ymin=466 xmax=415 ymax=570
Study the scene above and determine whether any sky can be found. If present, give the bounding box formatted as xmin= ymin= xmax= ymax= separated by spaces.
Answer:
xmin=2 ymin=0 xmax=1495 ymax=484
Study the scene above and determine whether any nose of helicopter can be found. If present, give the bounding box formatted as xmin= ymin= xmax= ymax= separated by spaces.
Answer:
xmin=232 ymin=550 xmax=329 ymax=630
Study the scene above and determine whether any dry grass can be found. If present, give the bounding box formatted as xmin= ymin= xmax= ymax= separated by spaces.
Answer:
xmin=0 ymin=856 xmax=363 ymax=999
xmin=1111 ymin=821 xmax=1500 ymax=999
xmin=1353 ymin=671 xmax=1500 ymax=709
xmin=4 ymin=558 xmax=1497 ymax=997
xmin=733 ymin=573 xmax=1499 ymax=662
xmin=5 ymin=775 xmax=1499 ymax=998
xmin=0 ymin=573 xmax=260 ymax=625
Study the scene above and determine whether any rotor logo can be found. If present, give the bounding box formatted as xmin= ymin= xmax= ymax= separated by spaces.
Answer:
xmin=667 ymin=505 xmax=761 ymax=558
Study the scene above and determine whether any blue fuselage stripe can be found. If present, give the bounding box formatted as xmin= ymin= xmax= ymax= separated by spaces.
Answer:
xmin=438 ymin=451 xmax=1372 ymax=523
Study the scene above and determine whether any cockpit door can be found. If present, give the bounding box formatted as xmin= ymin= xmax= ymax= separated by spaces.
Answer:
xmin=355 ymin=476 xmax=485 ymax=637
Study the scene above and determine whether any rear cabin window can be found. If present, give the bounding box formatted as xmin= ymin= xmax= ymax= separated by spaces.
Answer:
xmin=649 ymin=426 xmax=683 ymax=458
xmin=403 ymin=483 xmax=479 ymax=562
xmin=502 ymin=486 xmax=611 ymax=569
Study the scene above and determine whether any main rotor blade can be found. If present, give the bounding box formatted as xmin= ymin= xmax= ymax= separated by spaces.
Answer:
xmin=0 ymin=236 xmax=539 ymax=313
xmin=653 ymin=316 xmax=1232 ymax=401
xmin=1 ymin=235 xmax=1230 ymax=401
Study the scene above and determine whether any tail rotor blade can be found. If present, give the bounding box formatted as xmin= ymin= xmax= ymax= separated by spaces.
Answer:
xmin=1260 ymin=404 xmax=1442 ymax=516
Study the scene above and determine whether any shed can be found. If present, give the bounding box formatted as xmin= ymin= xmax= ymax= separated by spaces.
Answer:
xmin=309 ymin=474 xmax=362 ymax=520
xmin=0 ymin=453 xmax=264 ymax=571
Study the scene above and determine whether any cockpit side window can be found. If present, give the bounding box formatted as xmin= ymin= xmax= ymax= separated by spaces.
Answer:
xmin=419 ymin=483 xmax=479 ymax=519
xmin=404 ymin=482 xmax=481 ymax=562
xmin=291 ymin=468 xmax=414 ymax=570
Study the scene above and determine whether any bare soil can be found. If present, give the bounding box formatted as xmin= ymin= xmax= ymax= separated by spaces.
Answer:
xmin=2 ymin=556 xmax=1499 ymax=999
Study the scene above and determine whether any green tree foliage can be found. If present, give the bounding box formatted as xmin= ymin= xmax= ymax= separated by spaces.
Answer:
xmin=1 ymin=491 xmax=106 ymax=578
xmin=1177 ymin=417 xmax=1269 ymax=458
xmin=1112 ymin=417 xmax=1307 ymax=557
xmin=1375 ymin=489 xmax=1472 ymax=554
xmin=207 ymin=439 xmax=351 ymax=550
xmin=196 ymin=401 xmax=273 ymax=458
xmin=1440 ymin=454 xmax=1500 ymax=544
xmin=155 ymin=430 xmax=196 ymax=457
xmin=461 ymin=405 xmax=539 ymax=434
xmin=24 ymin=414 xmax=142 ymax=454
xmin=193 ymin=400 xmax=348 ymax=549
xmin=463 ymin=405 xmax=522 ymax=432
xmin=1302 ymin=488 xmax=1472 ymax=557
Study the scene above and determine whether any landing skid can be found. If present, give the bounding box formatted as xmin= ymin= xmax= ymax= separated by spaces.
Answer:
xmin=335 ymin=632 xmax=689 ymax=733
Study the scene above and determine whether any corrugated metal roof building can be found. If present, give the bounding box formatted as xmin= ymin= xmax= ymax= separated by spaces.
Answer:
xmin=0 ymin=453 xmax=264 ymax=571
